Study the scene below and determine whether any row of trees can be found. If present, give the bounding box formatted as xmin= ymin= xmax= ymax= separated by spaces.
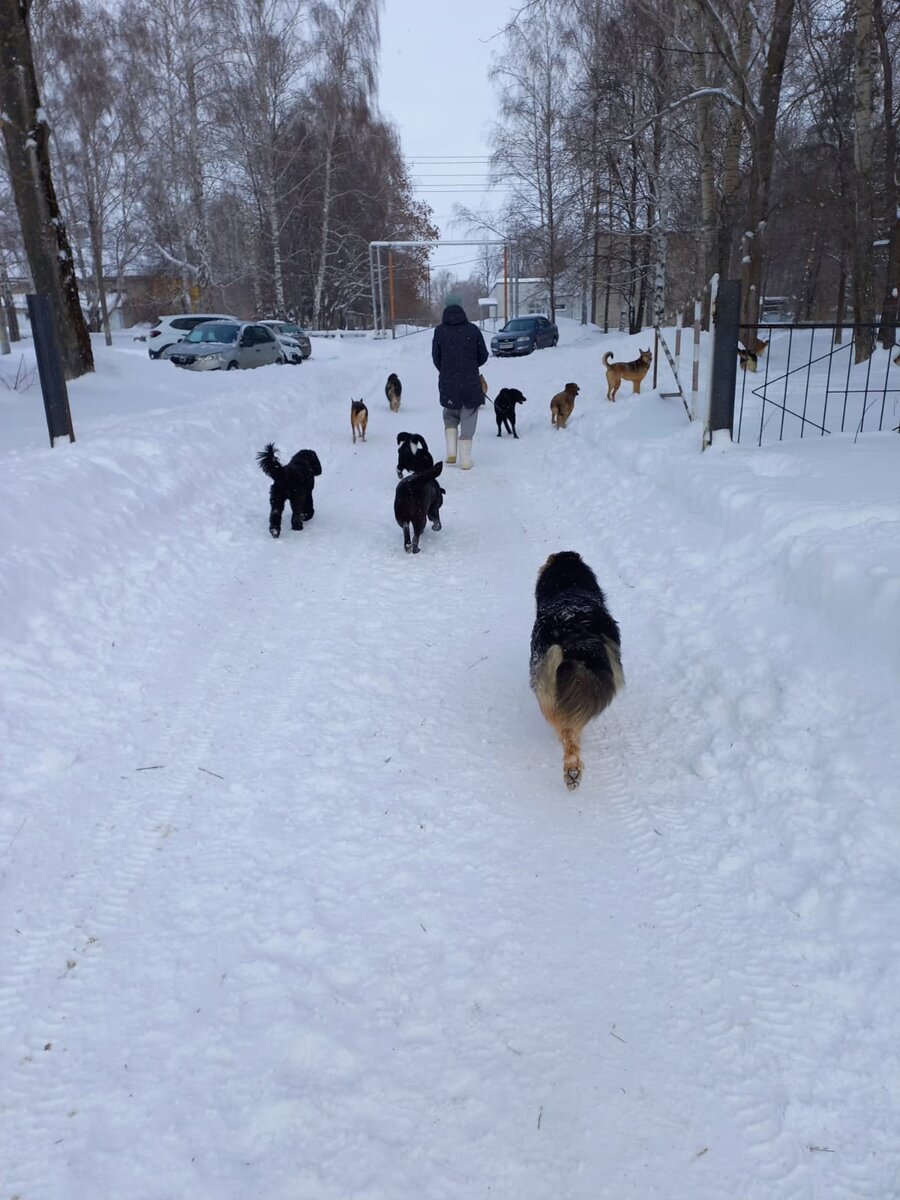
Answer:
xmin=1 ymin=0 xmax=436 ymax=376
xmin=467 ymin=0 xmax=898 ymax=356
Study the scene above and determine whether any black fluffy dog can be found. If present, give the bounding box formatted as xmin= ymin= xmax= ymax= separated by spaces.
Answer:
xmin=385 ymin=373 xmax=402 ymax=412
xmin=530 ymin=551 xmax=623 ymax=789
xmin=394 ymin=461 xmax=444 ymax=554
xmin=396 ymin=431 xmax=433 ymax=479
xmin=256 ymin=443 xmax=322 ymax=538
xmin=493 ymin=387 xmax=527 ymax=438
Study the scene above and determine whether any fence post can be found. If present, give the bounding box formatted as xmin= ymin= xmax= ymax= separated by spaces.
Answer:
xmin=27 ymin=293 xmax=75 ymax=446
xmin=705 ymin=279 xmax=741 ymax=445
xmin=691 ymin=300 xmax=701 ymax=420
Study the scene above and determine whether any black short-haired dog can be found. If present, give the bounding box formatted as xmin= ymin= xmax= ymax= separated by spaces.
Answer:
xmin=386 ymin=373 xmax=402 ymax=412
xmin=396 ymin=431 xmax=433 ymax=479
xmin=530 ymin=551 xmax=623 ymax=790
xmin=393 ymin=460 xmax=444 ymax=554
xmin=256 ymin=443 xmax=322 ymax=538
xmin=493 ymin=387 xmax=527 ymax=438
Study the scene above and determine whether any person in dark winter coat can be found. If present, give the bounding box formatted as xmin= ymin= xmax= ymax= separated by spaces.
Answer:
xmin=431 ymin=301 xmax=489 ymax=469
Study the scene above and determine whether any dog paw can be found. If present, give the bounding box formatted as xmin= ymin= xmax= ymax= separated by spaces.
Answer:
xmin=565 ymin=766 xmax=582 ymax=790
xmin=269 ymin=527 xmax=280 ymax=539
xmin=431 ymin=518 xmax=441 ymax=531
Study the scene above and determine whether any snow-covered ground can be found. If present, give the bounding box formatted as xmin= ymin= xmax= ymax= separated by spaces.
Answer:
xmin=1 ymin=320 xmax=898 ymax=1199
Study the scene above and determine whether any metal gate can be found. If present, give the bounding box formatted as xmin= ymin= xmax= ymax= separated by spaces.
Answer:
xmin=734 ymin=323 xmax=900 ymax=445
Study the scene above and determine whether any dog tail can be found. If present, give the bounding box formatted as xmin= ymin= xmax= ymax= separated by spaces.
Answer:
xmin=603 ymin=352 xmax=614 ymax=366
xmin=256 ymin=443 xmax=283 ymax=480
xmin=538 ymin=643 xmax=622 ymax=732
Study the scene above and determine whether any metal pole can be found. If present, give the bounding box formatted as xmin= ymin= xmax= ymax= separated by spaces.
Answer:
xmin=503 ymin=244 xmax=508 ymax=322
xmin=376 ymin=244 xmax=386 ymax=339
xmin=388 ymin=249 xmax=396 ymax=329
xmin=369 ymin=243 xmax=377 ymax=333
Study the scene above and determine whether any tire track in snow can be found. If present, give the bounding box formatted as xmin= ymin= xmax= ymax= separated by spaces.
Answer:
xmin=0 ymin=547 xmax=281 ymax=1197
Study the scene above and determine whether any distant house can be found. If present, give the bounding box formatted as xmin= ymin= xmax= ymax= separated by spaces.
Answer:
xmin=487 ymin=277 xmax=583 ymax=323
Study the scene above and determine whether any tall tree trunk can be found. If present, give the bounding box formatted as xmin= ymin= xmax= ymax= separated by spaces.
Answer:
xmin=0 ymin=0 xmax=93 ymax=377
xmin=851 ymin=0 xmax=876 ymax=362
xmin=874 ymin=0 xmax=898 ymax=350
xmin=312 ymin=116 xmax=337 ymax=328
xmin=740 ymin=0 xmax=796 ymax=329
xmin=88 ymin=197 xmax=112 ymax=346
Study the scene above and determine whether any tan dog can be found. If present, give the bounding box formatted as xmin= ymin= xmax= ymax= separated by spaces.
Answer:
xmin=350 ymin=398 xmax=368 ymax=443
xmin=604 ymin=348 xmax=652 ymax=402
xmin=550 ymin=382 xmax=579 ymax=429
xmin=748 ymin=336 xmax=769 ymax=357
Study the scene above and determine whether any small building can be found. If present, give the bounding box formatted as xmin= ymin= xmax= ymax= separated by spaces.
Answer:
xmin=487 ymin=277 xmax=581 ymax=323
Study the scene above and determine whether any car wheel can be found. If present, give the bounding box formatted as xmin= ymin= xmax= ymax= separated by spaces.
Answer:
xmin=226 ymin=361 xmax=238 ymax=370
xmin=531 ymin=339 xmax=538 ymax=353
xmin=551 ymin=335 xmax=558 ymax=347
xmin=148 ymin=349 xmax=160 ymax=360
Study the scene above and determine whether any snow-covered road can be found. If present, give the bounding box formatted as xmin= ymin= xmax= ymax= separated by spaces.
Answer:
xmin=1 ymin=325 xmax=898 ymax=1198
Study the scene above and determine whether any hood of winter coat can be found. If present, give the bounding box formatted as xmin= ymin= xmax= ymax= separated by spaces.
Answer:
xmin=441 ymin=304 xmax=468 ymax=326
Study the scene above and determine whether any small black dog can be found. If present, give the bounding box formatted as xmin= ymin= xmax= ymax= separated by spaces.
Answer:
xmin=493 ymin=387 xmax=527 ymax=438
xmin=256 ymin=443 xmax=322 ymax=538
xmin=530 ymin=551 xmax=623 ymax=789
xmin=396 ymin=431 xmax=433 ymax=479
xmin=385 ymin=373 xmax=402 ymax=412
xmin=394 ymin=460 xmax=444 ymax=554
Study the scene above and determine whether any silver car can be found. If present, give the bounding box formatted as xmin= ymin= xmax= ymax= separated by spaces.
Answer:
xmin=259 ymin=320 xmax=312 ymax=360
xmin=168 ymin=321 xmax=284 ymax=371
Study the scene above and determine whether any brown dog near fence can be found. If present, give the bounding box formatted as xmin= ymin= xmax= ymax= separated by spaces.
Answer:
xmin=604 ymin=348 xmax=652 ymax=402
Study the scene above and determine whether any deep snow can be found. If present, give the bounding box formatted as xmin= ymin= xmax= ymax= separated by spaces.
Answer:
xmin=1 ymin=320 xmax=898 ymax=1199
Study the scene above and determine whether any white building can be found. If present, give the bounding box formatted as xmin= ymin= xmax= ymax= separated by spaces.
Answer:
xmin=487 ymin=277 xmax=582 ymax=323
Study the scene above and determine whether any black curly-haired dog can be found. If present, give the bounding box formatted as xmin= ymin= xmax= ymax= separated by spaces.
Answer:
xmin=394 ymin=460 xmax=444 ymax=554
xmin=385 ymin=373 xmax=402 ymax=412
xmin=493 ymin=387 xmax=527 ymax=438
xmin=530 ymin=551 xmax=623 ymax=790
xmin=256 ymin=443 xmax=322 ymax=538
xmin=396 ymin=431 xmax=433 ymax=479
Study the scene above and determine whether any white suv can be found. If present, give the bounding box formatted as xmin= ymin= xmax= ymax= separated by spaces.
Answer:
xmin=147 ymin=313 xmax=240 ymax=359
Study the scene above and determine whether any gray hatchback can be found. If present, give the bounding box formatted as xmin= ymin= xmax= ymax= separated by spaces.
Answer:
xmin=169 ymin=321 xmax=283 ymax=371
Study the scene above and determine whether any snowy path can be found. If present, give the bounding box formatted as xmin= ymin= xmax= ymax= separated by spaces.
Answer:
xmin=1 ymin=332 xmax=898 ymax=1198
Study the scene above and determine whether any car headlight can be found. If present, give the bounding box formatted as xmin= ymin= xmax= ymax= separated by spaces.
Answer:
xmin=516 ymin=336 xmax=531 ymax=344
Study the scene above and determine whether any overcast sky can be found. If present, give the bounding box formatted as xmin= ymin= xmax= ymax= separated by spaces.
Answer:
xmin=377 ymin=0 xmax=518 ymax=274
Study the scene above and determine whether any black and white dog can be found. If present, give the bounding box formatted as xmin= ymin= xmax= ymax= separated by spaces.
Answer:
xmin=493 ymin=387 xmax=527 ymax=438
xmin=256 ymin=443 xmax=322 ymax=538
xmin=394 ymin=461 xmax=444 ymax=554
xmin=530 ymin=551 xmax=623 ymax=789
xmin=396 ymin=431 xmax=433 ymax=479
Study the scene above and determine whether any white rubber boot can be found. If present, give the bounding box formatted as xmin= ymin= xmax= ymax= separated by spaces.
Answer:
xmin=445 ymin=426 xmax=458 ymax=465
xmin=458 ymin=438 xmax=473 ymax=470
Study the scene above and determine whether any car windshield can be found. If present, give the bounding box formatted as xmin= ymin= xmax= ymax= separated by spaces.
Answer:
xmin=184 ymin=323 xmax=239 ymax=344
xmin=502 ymin=319 xmax=536 ymax=332
xmin=273 ymin=323 xmax=305 ymax=336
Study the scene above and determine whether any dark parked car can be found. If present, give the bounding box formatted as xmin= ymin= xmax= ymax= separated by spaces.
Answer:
xmin=491 ymin=315 xmax=558 ymax=356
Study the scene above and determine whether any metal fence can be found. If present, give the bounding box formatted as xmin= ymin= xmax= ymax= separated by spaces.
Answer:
xmin=734 ymin=323 xmax=900 ymax=445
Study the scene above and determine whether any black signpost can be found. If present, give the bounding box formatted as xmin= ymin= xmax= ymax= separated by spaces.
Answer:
xmin=27 ymin=293 xmax=75 ymax=446
xmin=707 ymin=279 xmax=741 ymax=442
